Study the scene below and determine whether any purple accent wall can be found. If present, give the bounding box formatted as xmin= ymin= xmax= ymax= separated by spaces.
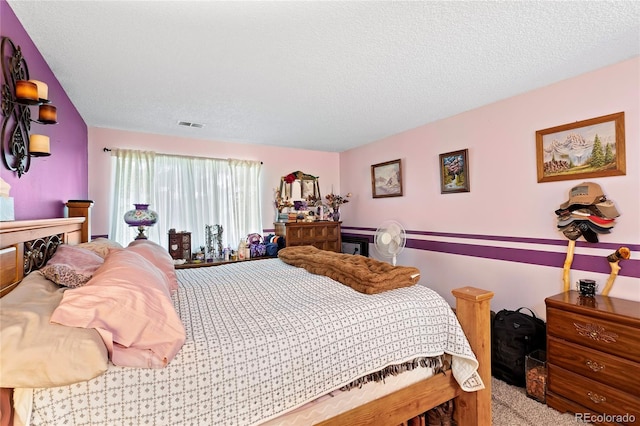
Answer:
xmin=0 ymin=0 xmax=88 ymax=220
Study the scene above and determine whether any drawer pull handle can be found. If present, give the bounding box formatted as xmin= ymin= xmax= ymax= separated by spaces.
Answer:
xmin=585 ymin=360 xmax=605 ymax=372
xmin=573 ymin=322 xmax=618 ymax=343
xmin=587 ymin=392 xmax=606 ymax=404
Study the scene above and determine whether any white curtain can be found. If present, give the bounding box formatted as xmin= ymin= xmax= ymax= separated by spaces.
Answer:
xmin=109 ymin=149 xmax=157 ymax=244
xmin=110 ymin=150 xmax=263 ymax=252
xmin=227 ymin=159 xmax=263 ymax=246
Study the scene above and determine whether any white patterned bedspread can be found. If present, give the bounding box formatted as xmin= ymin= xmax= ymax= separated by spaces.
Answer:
xmin=23 ymin=258 xmax=483 ymax=426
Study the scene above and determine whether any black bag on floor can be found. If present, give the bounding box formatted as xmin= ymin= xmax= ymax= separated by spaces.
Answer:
xmin=491 ymin=307 xmax=546 ymax=387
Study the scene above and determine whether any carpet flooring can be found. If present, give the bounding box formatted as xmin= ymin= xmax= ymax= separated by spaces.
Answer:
xmin=491 ymin=377 xmax=591 ymax=425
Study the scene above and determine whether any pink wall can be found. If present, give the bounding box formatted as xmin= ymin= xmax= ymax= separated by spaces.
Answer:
xmin=1 ymin=0 xmax=88 ymax=219
xmin=88 ymin=127 xmax=340 ymax=237
xmin=88 ymin=59 xmax=638 ymax=314
xmin=340 ymin=57 xmax=639 ymax=310
xmin=341 ymin=58 xmax=638 ymax=239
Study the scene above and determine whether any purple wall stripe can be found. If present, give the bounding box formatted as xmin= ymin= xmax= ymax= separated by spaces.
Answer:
xmin=341 ymin=227 xmax=639 ymax=279
xmin=343 ymin=226 xmax=640 ymax=252
xmin=405 ymin=238 xmax=639 ymax=278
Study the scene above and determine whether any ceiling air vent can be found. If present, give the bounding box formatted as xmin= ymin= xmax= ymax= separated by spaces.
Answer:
xmin=177 ymin=121 xmax=205 ymax=128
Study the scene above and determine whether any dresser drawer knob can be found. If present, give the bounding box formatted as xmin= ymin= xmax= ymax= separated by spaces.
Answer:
xmin=585 ymin=359 xmax=605 ymax=372
xmin=587 ymin=392 xmax=606 ymax=404
xmin=573 ymin=322 xmax=618 ymax=343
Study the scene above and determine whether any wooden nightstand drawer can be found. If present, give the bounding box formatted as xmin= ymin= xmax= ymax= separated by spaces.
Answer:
xmin=548 ymin=336 xmax=640 ymax=395
xmin=547 ymin=307 xmax=640 ymax=362
xmin=548 ymin=364 xmax=640 ymax=423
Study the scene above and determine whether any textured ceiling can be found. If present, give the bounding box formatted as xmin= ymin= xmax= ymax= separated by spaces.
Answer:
xmin=7 ymin=1 xmax=640 ymax=152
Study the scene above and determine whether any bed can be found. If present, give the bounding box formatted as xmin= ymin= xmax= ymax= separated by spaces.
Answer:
xmin=0 ymin=210 xmax=493 ymax=426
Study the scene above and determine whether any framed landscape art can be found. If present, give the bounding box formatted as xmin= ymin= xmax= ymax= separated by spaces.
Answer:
xmin=536 ymin=112 xmax=626 ymax=183
xmin=439 ymin=149 xmax=469 ymax=194
xmin=371 ymin=159 xmax=403 ymax=198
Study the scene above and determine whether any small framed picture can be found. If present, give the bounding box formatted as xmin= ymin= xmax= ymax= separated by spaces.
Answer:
xmin=439 ymin=149 xmax=470 ymax=194
xmin=371 ymin=159 xmax=403 ymax=198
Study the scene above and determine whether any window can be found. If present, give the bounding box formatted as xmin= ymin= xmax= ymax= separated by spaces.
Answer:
xmin=110 ymin=149 xmax=262 ymax=252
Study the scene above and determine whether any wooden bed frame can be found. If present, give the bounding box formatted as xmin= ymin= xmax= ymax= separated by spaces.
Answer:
xmin=0 ymin=209 xmax=493 ymax=426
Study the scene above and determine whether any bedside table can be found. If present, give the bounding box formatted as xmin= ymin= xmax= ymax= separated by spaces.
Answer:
xmin=545 ymin=291 xmax=639 ymax=425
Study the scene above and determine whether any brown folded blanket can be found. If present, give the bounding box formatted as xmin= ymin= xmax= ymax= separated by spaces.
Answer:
xmin=278 ymin=245 xmax=420 ymax=294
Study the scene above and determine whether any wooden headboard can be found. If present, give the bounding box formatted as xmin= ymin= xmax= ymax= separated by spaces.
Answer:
xmin=0 ymin=216 xmax=89 ymax=297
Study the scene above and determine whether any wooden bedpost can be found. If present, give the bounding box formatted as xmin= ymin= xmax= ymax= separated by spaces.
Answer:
xmin=66 ymin=200 xmax=93 ymax=243
xmin=451 ymin=286 xmax=494 ymax=426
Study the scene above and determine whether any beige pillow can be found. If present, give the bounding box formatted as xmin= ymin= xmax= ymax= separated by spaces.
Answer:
xmin=0 ymin=272 xmax=108 ymax=388
xmin=77 ymin=238 xmax=124 ymax=258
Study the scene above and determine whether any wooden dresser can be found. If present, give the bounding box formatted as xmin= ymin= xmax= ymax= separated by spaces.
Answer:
xmin=545 ymin=291 xmax=640 ymax=425
xmin=274 ymin=221 xmax=341 ymax=252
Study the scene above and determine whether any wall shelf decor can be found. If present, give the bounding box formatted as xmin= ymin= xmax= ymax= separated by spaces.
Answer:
xmin=1 ymin=36 xmax=58 ymax=178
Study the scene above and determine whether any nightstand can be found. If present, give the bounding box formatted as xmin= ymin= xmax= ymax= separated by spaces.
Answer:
xmin=545 ymin=291 xmax=640 ymax=425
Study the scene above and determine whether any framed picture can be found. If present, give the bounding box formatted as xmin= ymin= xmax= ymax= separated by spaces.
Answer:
xmin=371 ymin=159 xmax=403 ymax=198
xmin=341 ymin=235 xmax=369 ymax=257
xmin=439 ymin=149 xmax=469 ymax=194
xmin=535 ymin=112 xmax=626 ymax=183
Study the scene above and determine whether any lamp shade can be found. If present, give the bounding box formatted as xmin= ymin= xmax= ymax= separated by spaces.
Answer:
xmin=124 ymin=203 xmax=158 ymax=227
xmin=124 ymin=204 xmax=158 ymax=240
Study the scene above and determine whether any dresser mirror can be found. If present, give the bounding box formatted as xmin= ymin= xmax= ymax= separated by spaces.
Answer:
xmin=279 ymin=171 xmax=321 ymax=203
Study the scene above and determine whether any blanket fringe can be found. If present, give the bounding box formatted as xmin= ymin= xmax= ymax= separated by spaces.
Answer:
xmin=340 ymin=355 xmax=446 ymax=391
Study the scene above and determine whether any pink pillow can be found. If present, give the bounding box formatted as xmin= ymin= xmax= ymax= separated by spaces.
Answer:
xmin=41 ymin=245 xmax=104 ymax=288
xmin=50 ymin=249 xmax=185 ymax=368
xmin=127 ymin=239 xmax=178 ymax=292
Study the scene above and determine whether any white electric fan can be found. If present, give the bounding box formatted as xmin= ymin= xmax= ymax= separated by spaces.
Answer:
xmin=373 ymin=220 xmax=406 ymax=266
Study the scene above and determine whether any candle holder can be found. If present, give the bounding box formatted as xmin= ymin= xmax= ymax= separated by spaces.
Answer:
xmin=1 ymin=36 xmax=57 ymax=178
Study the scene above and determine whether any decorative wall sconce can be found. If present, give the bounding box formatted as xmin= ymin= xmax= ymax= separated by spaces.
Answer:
xmin=1 ymin=36 xmax=58 ymax=178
